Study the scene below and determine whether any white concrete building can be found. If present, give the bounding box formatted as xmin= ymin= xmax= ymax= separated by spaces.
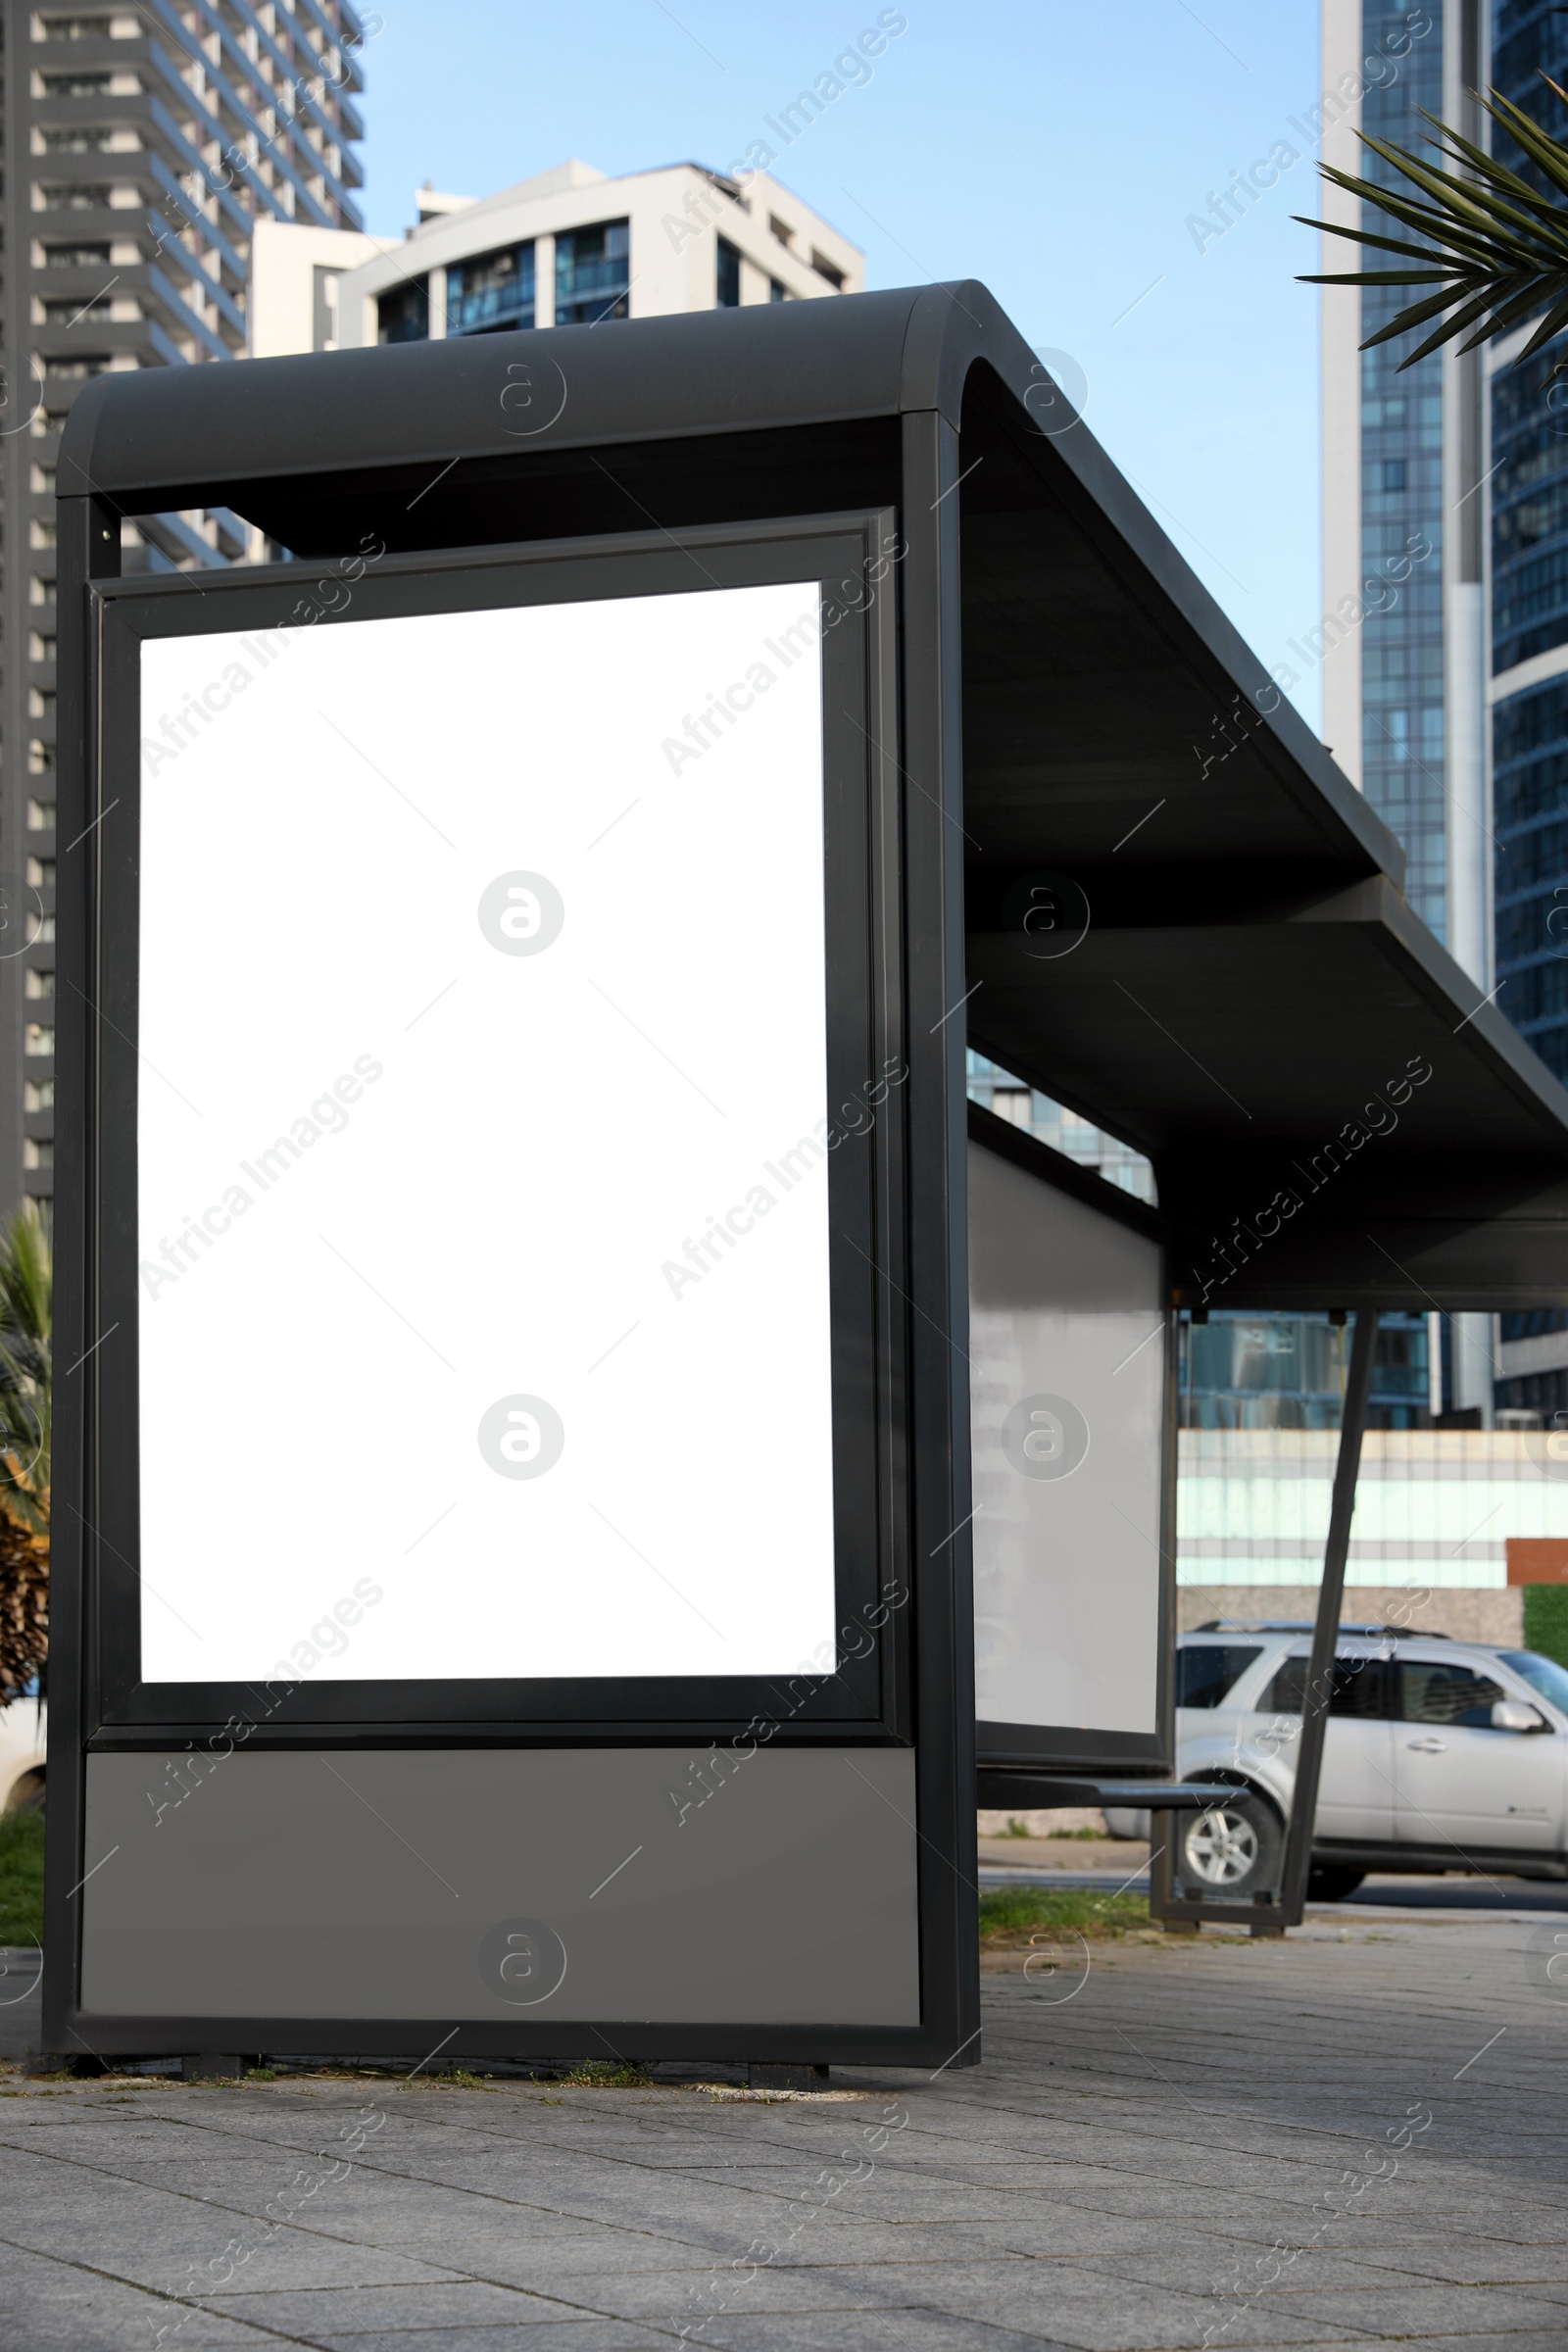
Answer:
xmin=1173 ymin=1426 xmax=1568 ymax=1642
xmin=249 ymin=159 xmax=863 ymax=362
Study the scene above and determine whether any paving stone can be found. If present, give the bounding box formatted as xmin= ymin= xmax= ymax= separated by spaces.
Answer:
xmin=4 ymin=1913 xmax=1563 ymax=2349
xmin=698 ymin=2313 xmax=1074 ymax=2352
xmin=201 ymin=2278 xmax=583 ymax=2331
xmin=304 ymin=2329 xmax=677 ymax=2352
xmin=0 ymin=2235 xmax=282 ymax=2349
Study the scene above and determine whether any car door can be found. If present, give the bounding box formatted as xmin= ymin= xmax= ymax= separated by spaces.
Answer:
xmin=1391 ymin=1652 xmax=1567 ymax=1854
xmin=1248 ymin=1648 xmax=1395 ymax=1839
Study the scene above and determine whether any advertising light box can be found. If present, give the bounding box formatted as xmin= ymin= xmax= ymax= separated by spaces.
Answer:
xmin=135 ymin=585 xmax=837 ymax=1686
xmin=54 ymin=445 xmax=968 ymax=2068
xmin=82 ymin=519 xmax=912 ymax=1748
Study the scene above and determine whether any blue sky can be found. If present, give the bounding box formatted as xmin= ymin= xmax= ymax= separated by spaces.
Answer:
xmin=358 ymin=1 xmax=1332 ymax=724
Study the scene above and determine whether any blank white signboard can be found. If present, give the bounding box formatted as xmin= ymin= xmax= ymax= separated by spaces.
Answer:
xmin=968 ymin=1141 xmax=1164 ymax=1736
xmin=136 ymin=583 xmax=838 ymax=1683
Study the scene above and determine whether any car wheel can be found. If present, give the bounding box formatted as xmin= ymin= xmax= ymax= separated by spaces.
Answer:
xmin=1177 ymin=1791 xmax=1282 ymax=1900
xmin=1306 ymin=1864 xmax=1364 ymax=1902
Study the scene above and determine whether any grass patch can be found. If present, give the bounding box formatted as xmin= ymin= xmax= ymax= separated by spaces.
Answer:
xmin=994 ymin=1819 xmax=1106 ymax=1839
xmin=979 ymin=1886 xmax=1152 ymax=1943
xmin=559 ymin=2059 xmax=652 ymax=2087
xmin=1524 ymin=1584 xmax=1568 ymax=1668
xmin=0 ymin=1810 xmax=44 ymax=1947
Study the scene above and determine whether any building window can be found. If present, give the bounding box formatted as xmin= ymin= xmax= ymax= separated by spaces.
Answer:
xmin=39 ymin=16 xmax=119 ymax=37
xmin=769 ymin=278 xmax=792 ymax=303
xmin=40 ymin=71 xmax=114 ymax=95
xmin=377 ymin=276 xmax=428 ymax=344
xmin=555 ymin=220 xmax=630 ymax=326
xmin=716 ymin=236 xmax=741 ymax=309
xmin=24 ymin=1027 xmax=55 ymax=1058
xmin=1179 ymin=1308 xmax=1432 ymax=1431
xmin=22 ymin=1141 xmax=53 ymax=1173
xmin=768 ymin=214 xmax=794 ymax=247
xmin=42 ymin=296 xmax=116 ymax=324
xmin=1383 ymin=458 xmax=1406 ymax=492
xmin=41 ymin=242 xmax=110 ymax=268
xmin=26 ymin=859 xmax=55 ymax=889
xmin=24 ymin=1081 xmax=55 ymax=1113
xmin=26 ymin=801 xmax=55 ymax=831
xmin=39 ymin=127 xmax=118 ymax=153
xmin=810 ymin=250 xmax=846 ymax=290
xmin=24 ymin=971 xmax=54 ymax=1001
xmin=447 ymin=242 xmax=536 ymax=336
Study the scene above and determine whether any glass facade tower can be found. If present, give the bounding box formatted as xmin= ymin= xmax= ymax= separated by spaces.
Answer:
xmin=1490 ymin=0 xmax=1568 ymax=1410
xmin=1491 ymin=3 xmax=1568 ymax=1086
xmin=1358 ymin=0 xmax=1451 ymax=934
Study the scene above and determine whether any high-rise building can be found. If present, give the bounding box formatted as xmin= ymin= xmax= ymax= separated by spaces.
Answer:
xmin=1484 ymin=0 xmax=1568 ymax=1418
xmin=1322 ymin=0 xmax=1491 ymax=971
xmin=1319 ymin=0 xmax=1502 ymax=1424
xmin=1318 ymin=1 xmax=1568 ymax=1421
xmin=0 ymin=1 xmax=368 ymax=1229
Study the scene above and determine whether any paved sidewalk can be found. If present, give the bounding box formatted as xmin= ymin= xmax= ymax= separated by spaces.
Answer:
xmin=1 ymin=1910 xmax=1564 ymax=2349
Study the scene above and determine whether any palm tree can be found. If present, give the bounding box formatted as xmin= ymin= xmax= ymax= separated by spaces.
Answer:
xmin=0 ymin=1206 xmax=50 ymax=1704
xmin=1298 ymin=82 xmax=1568 ymax=368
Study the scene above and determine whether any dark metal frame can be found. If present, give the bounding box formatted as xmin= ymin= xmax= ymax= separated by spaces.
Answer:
xmin=47 ymin=466 xmax=981 ymax=2066
xmin=1149 ymin=1307 xmax=1382 ymax=1932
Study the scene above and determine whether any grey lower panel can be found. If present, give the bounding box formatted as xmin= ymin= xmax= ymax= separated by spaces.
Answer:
xmin=80 ymin=1746 xmax=920 ymax=2024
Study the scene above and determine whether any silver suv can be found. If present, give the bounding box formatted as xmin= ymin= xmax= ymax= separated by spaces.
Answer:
xmin=1105 ymin=1626 xmax=1568 ymax=1901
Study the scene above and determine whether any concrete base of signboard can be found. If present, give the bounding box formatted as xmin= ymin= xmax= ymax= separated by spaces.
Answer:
xmin=74 ymin=1747 xmax=922 ymax=2037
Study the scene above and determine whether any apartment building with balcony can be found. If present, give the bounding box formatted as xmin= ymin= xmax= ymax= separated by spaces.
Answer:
xmin=0 ymin=0 xmax=368 ymax=1225
xmin=247 ymin=158 xmax=864 ymax=364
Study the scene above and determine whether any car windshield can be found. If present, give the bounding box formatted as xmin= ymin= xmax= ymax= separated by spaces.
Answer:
xmin=1497 ymin=1650 xmax=1568 ymax=1718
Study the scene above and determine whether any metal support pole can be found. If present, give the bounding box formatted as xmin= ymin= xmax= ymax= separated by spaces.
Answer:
xmin=43 ymin=490 xmax=119 ymax=2055
xmin=1276 ymin=1307 xmax=1381 ymax=1928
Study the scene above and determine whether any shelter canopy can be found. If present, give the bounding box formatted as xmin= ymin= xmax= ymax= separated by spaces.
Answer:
xmin=63 ymin=279 xmax=1568 ymax=1308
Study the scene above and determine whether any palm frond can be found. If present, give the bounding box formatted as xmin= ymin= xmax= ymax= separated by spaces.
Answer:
xmin=1296 ymin=85 xmax=1568 ymax=370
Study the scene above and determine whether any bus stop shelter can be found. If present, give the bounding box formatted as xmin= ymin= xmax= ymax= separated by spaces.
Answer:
xmin=42 ymin=280 xmax=1568 ymax=2072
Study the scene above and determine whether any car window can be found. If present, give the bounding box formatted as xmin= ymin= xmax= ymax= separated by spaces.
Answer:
xmin=1394 ymin=1659 xmax=1506 ymax=1729
xmin=1498 ymin=1650 xmax=1568 ymax=1718
xmin=1258 ymin=1653 xmax=1387 ymax=1718
xmin=1176 ymin=1644 xmax=1263 ymax=1708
